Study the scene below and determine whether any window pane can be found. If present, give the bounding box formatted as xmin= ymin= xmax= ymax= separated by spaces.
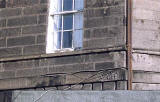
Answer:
xmin=54 ymin=32 xmax=61 ymax=49
xmin=74 ymin=13 xmax=83 ymax=29
xmin=51 ymin=0 xmax=62 ymax=13
xmin=63 ymin=14 xmax=73 ymax=30
xmin=73 ymin=30 xmax=82 ymax=49
xmin=75 ymin=0 xmax=83 ymax=10
xmin=63 ymin=31 xmax=72 ymax=48
xmin=54 ymin=15 xmax=62 ymax=31
xmin=63 ymin=0 xmax=73 ymax=11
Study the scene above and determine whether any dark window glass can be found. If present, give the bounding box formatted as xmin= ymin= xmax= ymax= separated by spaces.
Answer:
xmin=63 ymin=31 xmax=72 ymax=48
xmin=63 ymin=14 xmax=73 ymax=30
xmin=63 ymin=0 xmax=73 ymax=11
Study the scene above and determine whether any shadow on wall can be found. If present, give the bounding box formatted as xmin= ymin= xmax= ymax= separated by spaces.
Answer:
xmin=0 ymin=0 xmax=6 ymax=8
xmin=0 ymin=91 xmax=12 ymax=102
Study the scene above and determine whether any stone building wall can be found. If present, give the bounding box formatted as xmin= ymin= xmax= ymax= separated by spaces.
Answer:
xmin=0 ymin=0 xmax=127 ymax=91
xmin=0 ymin=0 xmax=47 ymax=58
xmin=132 ymin=0 xmax=160 ymax=90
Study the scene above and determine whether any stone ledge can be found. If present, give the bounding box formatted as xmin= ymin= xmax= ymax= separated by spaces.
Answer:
xmin=0 ymin=46 xmax=126 ymax=62
xmin=0 ymin=68 xmax=127 ymax=90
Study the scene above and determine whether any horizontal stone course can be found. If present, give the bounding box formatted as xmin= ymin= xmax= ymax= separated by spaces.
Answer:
xmin=7 ymin=36 xmax=35 ymax=47
xmin=0 ymin=8 xmax=22 ymax=18
xmin=0 ymin=47 xmax=22 ymax=58
xmin=23 ymin=4 xmax=47 ymax=15
xmin=85 ymin=0 xmax=125 ymax=8
xmin=49 ymin=63 xmax=94 ymax=74
xmin=0 ymin=27 xmax=21 ymax=38
xmin=22 ymin=25 xmax=46 ymax=35
xmin=84 ymin=16 xmax=124 ymax=28
xmin=36 ymin=34 xmax=46 ymax=44
xmin=23 ymin=44 xmax=45 ymax=55
xmin=7 ymin=0 xmax=39 ymax=7
xmin=7 ymin=16 xmax=37 ymax=27
xmin=84 ymin=6 xmax=125 ymax=18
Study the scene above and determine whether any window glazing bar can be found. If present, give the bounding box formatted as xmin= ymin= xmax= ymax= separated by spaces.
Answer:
xmin=51 ymin=10 xmax=83 ymax=15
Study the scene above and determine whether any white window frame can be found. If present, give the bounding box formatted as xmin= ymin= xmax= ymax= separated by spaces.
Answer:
xmin=47 ymin=0 xmax=83 ymax=53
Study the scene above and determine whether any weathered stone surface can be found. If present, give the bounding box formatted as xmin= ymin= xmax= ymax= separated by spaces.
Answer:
xmin=132 ymin=0 xmax=160 ymax=90
xmin=103 ymin=82 xmax=115 ymax=90
xmin=133 ymin=83 xmax=160 ymax=90
xmin=133 ymin=71 xmax=160 ymax=84
xmin=0 ymin=0 xmax=127 ymax=91
xmin=7 ymin=16 xmax=37 ymax=27
xmin=0 ymin=27 xmax=21 ymax=37
xmin=93 ymin=83 xmax=102 ymax=90
xmin=0 ymin=8 xmax=22 ymax=18
xmin=133 ymin=53 xmax=160 ymax=72
xmin=0 ymin=47 xmax=22 ymax=58
xmin=7 ymin=36 xmax=35 ymax=47
xmin=71 ymin=85 xmax=83 ymax=90
xmin=82 ymin=84 xmax=92 ymax=90
xmin=116 ymin=81 xmax=127 ymax=90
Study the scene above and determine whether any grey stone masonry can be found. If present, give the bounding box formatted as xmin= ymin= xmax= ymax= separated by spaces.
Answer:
xmin=0 ymin=0 xmax=128 ymax=91
xmin=83 ymin=0 xmax=126 ymax=50
xmin=0 ymin=0 xmax=48 ymax=58
xmin=132 ymin=0 xmax=160 ymax=90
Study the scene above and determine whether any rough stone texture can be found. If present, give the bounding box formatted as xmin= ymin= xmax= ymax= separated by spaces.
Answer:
xmin=0 ymin=0 xmax=47 ymax=58
xmin=116 ymin=81 xmax=127 ymax=90
xmin=132 ymin=53 xmax=160 ymax=72
xmin=82 ymin=84 xmax=92 ymax=90
xmin=133 ymin=83 xmax=160 ymax=90
xmin=132 ymin=0 xmax=160 ymax=51
xmin=83 ymin=0 xmax=126 ymax=50
xmin=132 ymin=0 xmax=160 ymax=90
xmin=0 ymin=0 xmax=127 ymax=91
xmin=93 ymin=83 xmax=102 ymax=90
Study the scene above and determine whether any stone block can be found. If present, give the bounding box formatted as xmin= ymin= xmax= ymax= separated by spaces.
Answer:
xmin=82 ymin=84 xmax=92 ymax=90
xmin=0 ymin=19 xmax=6 ymax=27
xmin=22 ymin=25 xmax=46 ymax=35
xmin=23 ymin=44 xmax=45 ymax=55
xmin=38 ymin=15 xmax=47 ymax=24
xmin=7 ymin=0 xmax=39 ymax=7
xmin=0 ymin=38 xmax=6 ymax=48
xmin=7 ymin=16 xmax=37 ymax=27
xmin=0 ymin=47 xmax=22 ymax=58
xmin=85 ymin=0 xmax=125 ymax=8
xmin=16 ymin=68 xmax=48 ymax=77
xmin=52 ymin=55 xmax=84 ymax=65
xmin=84 ymin=16 xmax=123 ymax=28
xmin=49 ymin=63 xmax=94 ymax=74
xmin=37 ymin=34 xmax=46 ymax=44
xmin=57 ymin=85 xmax=70 ymax=90
xmin=95 ymin=62 xmax=114 ymax=70
xmin=40 ymin=0 xmax=48 ymax=4
xmin=7 ymin=36 xmax=35 ymax=47
xmin=116 ymin=81 xmax=127 ymax=90
xmin=71 ymin=85 xmax=83 ymax=90
xmin=103 ymin=82 xmax=115 ymax=90
xmin=23 ymin=4 xmax=47 ymax=15
xmin=0 ymin=71 xmax=15 ymax=79
xmin=83 ymin=38 xmax=115 ymax=49
xmin=93 ymin=83 xmax=102 ymax=90
xmin=0 ymin=8 xmax=22 ymax=18
xmin=0 ymin=27 xmax=21 ymax=37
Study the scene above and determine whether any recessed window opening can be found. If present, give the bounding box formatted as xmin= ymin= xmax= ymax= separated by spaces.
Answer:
xmin=47 ymin=0 xmax=84 ymax=53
